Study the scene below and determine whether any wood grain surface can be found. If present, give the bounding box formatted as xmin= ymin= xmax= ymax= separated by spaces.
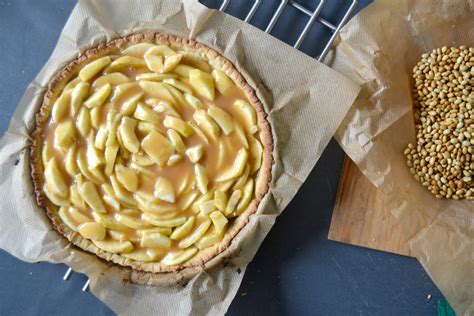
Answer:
xmin=328 ymin=156 xmax=412 ymax=257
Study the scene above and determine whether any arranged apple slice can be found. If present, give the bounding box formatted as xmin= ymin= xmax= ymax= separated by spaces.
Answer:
xmin=141 ymin=130 xmax=174 ymax=166
xmin=189 ymin=69 xmax=215 ymax=101
xmin=45 ymin=158 xmax=68 ymax=198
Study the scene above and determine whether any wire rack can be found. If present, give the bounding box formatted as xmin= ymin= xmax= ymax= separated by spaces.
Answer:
xmin=62 ymin=0 xmax=358 ymax=292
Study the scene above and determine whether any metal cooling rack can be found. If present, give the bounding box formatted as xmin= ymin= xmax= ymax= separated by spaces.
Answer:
xmin=62 ymin=0 xmax=358 ymax=292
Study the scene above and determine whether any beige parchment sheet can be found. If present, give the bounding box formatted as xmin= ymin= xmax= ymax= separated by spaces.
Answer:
xmin=328 ymin=0 xmax=474 ymax=314
xmin=0 ymin=0 xmax=360 ymax=314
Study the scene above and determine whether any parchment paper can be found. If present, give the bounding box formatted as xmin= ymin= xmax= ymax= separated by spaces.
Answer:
xmin=0 ymin=0 xmax=360 ymax=314
xmin=328 ymin=0 xmax=474 ymax=314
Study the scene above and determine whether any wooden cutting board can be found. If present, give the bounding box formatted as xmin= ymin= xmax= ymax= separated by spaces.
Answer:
xmin=328 ymin=156 xmax=413 ymax=257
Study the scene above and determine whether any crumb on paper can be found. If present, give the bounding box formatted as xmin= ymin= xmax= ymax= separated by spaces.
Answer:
xmin=427 ymin=294 xmax=432 ymax=300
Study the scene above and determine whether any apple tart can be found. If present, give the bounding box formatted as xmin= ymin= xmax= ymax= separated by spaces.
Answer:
xmin=30 ymin=33 xmax=273 ymax=272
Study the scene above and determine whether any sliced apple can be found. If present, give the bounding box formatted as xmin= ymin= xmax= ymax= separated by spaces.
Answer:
xmin=94 ymin=125 xmax=108 ymax=150
xmin=207 ymin=106 xmax=234 ymax=135
xmin=170 ymin=216 xmax=195 ymax=240
xmin=113 ymin=82 xmax=139 ymax=99
xmin=119 ymin=92 xmax=143 ymax=116
xmin=161 ymin=247 xmax=198 ymax=266
xmin=188 ymin=121 xmax=209 ymax=145
xmin=236 ymin=179 xmax=254 ymax=214
xmin=122 ymin=43 xmax=155 ymax=57
xmin=135 ymin=72 xmax=177 ymax=81
xmin=141 ymin=130 xmax=174 ymax=166
xmin=233 ymin=120 xmax=249 ymax=148
xmin=144 ymin=48 xmax=164 ymax=73
xmin=193 ymin=109 xmax=219 ymax=141
xmin=104 ymin=56 xmax=146 ymax=73
xmin=199 ymin=200 xmax=216 ymax=215
xmin=77 ymin=149 xmax=104 ymax=184
xmin=194 ymin=163 xmax=209 ymax=195
xmin=103 ymin=193 xmax=120 ymax=211
xmin=210 ymin=211 xmax=228 ymax=233
xmin=178 ymin=218 xmax=211 ymax=249
xmin=93 ymin=240 xmax=134 ymax=254
xmin=58 ymin=206 xmax=78 ymax=231
xmin=118 ymin=116 xmax=140 ymax=154
xmin=92 ymin=72 xmax=130 ymax=89
xmin=173 ymin=64 xmax=196 ymax=78
xmin=78 ymin=222 xmax=106 ymax=241
xmin=149 ymin=98 xmax=181 ymax=117
xmin=154 ymin=176 xmax=175 ymax=203
xmin=133 ymin=102 xmax=161 ymax=124
xmin=181 ymin=51 xmax=211 ymax=72
xmin=196 ymin=227 xmax=223 ymax=249
xmin=131 ymin=152 xmax=154 ymax=166
xmin=122 ymin=249 xmax=162 ymax=262
xmin=92 ymin=212 xmax=128 ymax=232
xmin=44 ymin=184 xmax=70 ymax=207
xmin=105 ymin=110 xmax=122 ymax=147
xmin=70 ymin=81 xmax=90 ymax=117
xmin=140 ymin=232 xmax=171 ymax=248
xmin=216 ymin=179 xmax=234 ymax=192
xmin=79 ymin=181 xmax=106 ymax=213
xmin=84 ymin=83 xmax=112 ymax=108
xmin=184 ymin=93 xmax=203 ymax=109
xmin=233 ymin=164 xmax=250 ymax=190
xmin=68 ymin=206 xmax=92 ymax=223
xmin=70 ymin=184 xmax=86 ymax=209
xmin=178 ymin=190 xmax=199 ymax=211
xmin=185 ymin=145 xmax=203 ymax=163
xmin=166 ymin=129 xmax=185 ymax=154
xmin=64 ymin=77 xmax=81 ymax=92
xmin=52 ymin=89 xmax=72 ymax=123
xmin=42 ymin=140 xmax=53 ymax=166
xmin=137 ymin=227 xmax=172 ymax=237
xmin=79 ymin=56 xmax=112 ymax=81
xmin=115 ymin=213 xmax=151 ymax=229
xmin=164 ymin=83 xmax=191 ymax=109
xmin=115 ymin=164 xmax=138 ymax=191
xmin=76 ymin=107 xmax=91 ymax=138
xmin=104 ymin=144 xmax=119 ymax=176
xmin=110 ymin=175 xmax=136 ymax=207
xmin=136 ymin=121 xmax=156 ymax=135
xmin=138 ymin=81 xmax=176 ymax=104
xmin=211 ymin=69 xmax=234 ymax=96
xmin=142 ymin=214 xmax=187 ymax=227
xmin=54 ymin=120 xmax=76 ymax=149
xmin=224 ymin=190 xmax=242 ymax=216
xmin=45 ymin=158 xmax=68 ymax=198
xmin=214 ymin=190 xmax=228 ymax=212
xmin=191 ymin=190 xmax=215 ymax=213
xmin=163 ymin=78 xmax=192 ymax=94
xmin=86 ymin=137 xmax=104 ymax=169
xmin=216 ymin=148 xmax=248 ymax=181
xmin=163 ymin=116 xmax=194 ymax=137
xmin=189 ymin=69 xmax=215 ymax=101
xmin=163 ymin=54 xmax=182 ymax=72
xmin=233 ymin=99 xmax=258 ymax=134
xmin=248 ymin=133 xmax=263 ymax=174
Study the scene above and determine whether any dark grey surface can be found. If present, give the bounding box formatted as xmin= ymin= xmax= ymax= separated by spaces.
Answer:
xmin=0 ymin=0 xmax=445 ymax=315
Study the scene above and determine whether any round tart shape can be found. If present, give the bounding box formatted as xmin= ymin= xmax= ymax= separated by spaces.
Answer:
xmin=30 ymin=33 xmax=273 ymax=273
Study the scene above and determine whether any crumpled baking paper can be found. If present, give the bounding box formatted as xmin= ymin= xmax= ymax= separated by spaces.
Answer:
xmin=0 ymin=0 xmax=360 ymax=314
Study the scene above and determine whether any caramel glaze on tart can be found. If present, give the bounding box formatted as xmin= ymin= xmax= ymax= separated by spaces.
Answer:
xmin=30 ymin=33 xmax=273 ymax=273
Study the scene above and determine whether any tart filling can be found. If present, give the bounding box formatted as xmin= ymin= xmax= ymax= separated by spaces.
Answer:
xmin=31 ymin=33 xmax=272 ymax=272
